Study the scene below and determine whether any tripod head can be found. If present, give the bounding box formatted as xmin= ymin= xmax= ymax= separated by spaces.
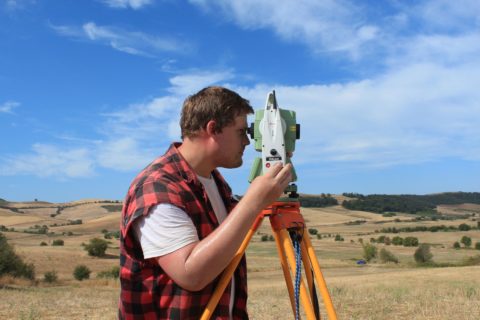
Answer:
xmin=247 ymin=90 xmax=300 ymax=197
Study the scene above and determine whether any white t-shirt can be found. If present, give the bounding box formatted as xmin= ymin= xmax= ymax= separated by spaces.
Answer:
xmin=132 ymin=174 xmax=234 ymax=318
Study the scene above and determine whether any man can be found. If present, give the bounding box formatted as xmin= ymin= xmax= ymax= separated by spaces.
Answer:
xmin=119 ymin=86 xmax=292 ymax=319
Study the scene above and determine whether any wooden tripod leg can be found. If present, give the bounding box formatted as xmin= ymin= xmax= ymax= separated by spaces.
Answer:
xmin=200 ymin=218 xmax=262 ymax=320
xmin=303 ymin=233 xmax=338 ymax=320
xmin=272 ymin=228 xmax=296 ymax=318
xmin=278 ymin=229 xmax=317 ymax=320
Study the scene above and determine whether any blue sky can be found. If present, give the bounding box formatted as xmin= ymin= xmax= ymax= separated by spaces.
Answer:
xmin=1 ymin=0 xmax=479 ymax=202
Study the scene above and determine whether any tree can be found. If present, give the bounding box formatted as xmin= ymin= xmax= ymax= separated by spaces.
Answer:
xmin=403 ymin=237 xmax=419 ymax=247
xmin=461 ymin=236 xmax=472 ymax=248
xmin=0 ymin=233 xmax=35 ymax=280
xmin=52 ymin=239 xmax=64 ymax=246
xmin=44 ymin=270 xmax=58 ymax=283
xmin=459 ymin=223 xmax=471 ymax=231
xmin=362 ymin=244 xmax=377 ymax=262
xmin=84 ymin=238 xmax=109 ymax=257
xmin=379 ymin=248 xmax=399 ymax=264
xmin=453 ymin=241 xmax=461 ymax=249
xmin=392 ymin=236 xmax=403 ymax=246
xmin=414 ymin=244 xmax=433 ymax=264
xmin=73 ymin=265 xmax=91 ymax=281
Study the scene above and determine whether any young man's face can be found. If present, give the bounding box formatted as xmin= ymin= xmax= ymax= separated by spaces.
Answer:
xmin=214 ymin=114 xmax=250 ymax=169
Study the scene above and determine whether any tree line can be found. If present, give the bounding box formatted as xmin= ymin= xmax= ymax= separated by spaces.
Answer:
xmin=341 ymin=192 xmax=480 ymax=214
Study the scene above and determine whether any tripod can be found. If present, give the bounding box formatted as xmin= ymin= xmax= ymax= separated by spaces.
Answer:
xmin=200 ymin=200 xmax=338 ymax=320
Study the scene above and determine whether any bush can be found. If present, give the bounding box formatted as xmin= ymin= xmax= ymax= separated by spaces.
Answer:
xmin=403 ymin=237 xmax=419 ymax=247
xmin=414 ymin=244 xmax=433 ymax=264
xmin=44 ymin=270 xmax=58 ymax=283
xmin=461 ymin=236 xmax=472 ymax=248
xmin=475 ymin=242 xmax=480 ymax=250
xmin=0 ymin=233 xmax=35 ymax=280
xmin=362 ymin=243 xmax=377 ymax=262
xmin=84 ymin=238 xmax=109 ymax=257
xmin=40 ymin=241 xmax=48 ymax=246
xmin=52 ymin=239 xmax=64 ymax=246
xmin=379 ymin=248 xmax=399 ymax=264
xmin=316 ymin=234 xmax=322 ymax=239
xmin=73 ymin=265 xmax=91 ymax=281
xmin=392 ymin=236 xmax=403 ymax=246
xmin=97 ymin=265 xmax=120 ymax=279
xmin=261 ymin=235 xmax=269 ymax=242
xmin=308 ymin=228 xmax=318 ymax=235
xmin=334 ymin=234 xmax=344 ymax=241
xmin=453 ymin=241 xmax=461 ymax=249
xmin=459 ymin=223 xmax=471 ymax=231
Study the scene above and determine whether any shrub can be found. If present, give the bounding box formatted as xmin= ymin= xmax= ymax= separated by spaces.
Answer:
xmin=308 ymin=228 xmax=318 ymax=235
xmin=384 ymin=237 xmax=391 ymax=245
xmin=459 ymin=223 xmax=471 ymax=231
xmin=40 ymin=241 xmax=48 ymax=246
xmin=362 ymin=243 xmax=377 ymax=262
xmin=261 ymin=235 xmax=269 ymax=242
xmin=316 ymin=234 xmax=322 ymax=239
xmin=73 ymin=265 xmax=91 ymax=281
xmin=403 ymin=237 xmax=419 ymax=247
xmin=44 ymin=270 xmax=58 ymax=283
xmin=461 ymin=236 xmax=472 ymax=248
xmin=97 ymin=265 xmax=120 ymax=279
xmin=475 ymin=242 xmax=480 ymax=250
xmin=392 ymin=236 xmax=403 ymax=246
xmin=334 ymin=234 xmax=344 ymax=241
xmin=379 ymin=248 xmax=399 ymax=264
xmin=52 ymin=239 xmax=64 ymax=246
xmin=84 ymin=238 xmax=109 ymax=257
xmin=453 ymin=241 xmax=461 ymax=249
xmin=0 ymin=232 xmax=35 ymax=280
xmin=414 ymin=244 xmax=433 ymax=264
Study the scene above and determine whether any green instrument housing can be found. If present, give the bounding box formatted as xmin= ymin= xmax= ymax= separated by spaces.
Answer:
xmin=248 ymin=108 xmax=299 ymax=195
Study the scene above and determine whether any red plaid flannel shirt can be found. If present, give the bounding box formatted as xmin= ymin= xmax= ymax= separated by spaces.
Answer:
xmin=119 ymin=143 xmax=248 ymax=319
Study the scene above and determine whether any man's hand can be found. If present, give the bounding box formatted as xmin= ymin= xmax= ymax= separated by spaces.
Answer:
xmin=242 ymin=163 xmax=293 ymax=211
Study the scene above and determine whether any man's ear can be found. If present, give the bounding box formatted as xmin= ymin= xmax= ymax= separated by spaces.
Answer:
xmin=205 ymin=120 xmax=217 ymax=135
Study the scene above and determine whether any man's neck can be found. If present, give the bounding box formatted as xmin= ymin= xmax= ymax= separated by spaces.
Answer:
xmin=178 ymin=138 xmax=215 ymax=178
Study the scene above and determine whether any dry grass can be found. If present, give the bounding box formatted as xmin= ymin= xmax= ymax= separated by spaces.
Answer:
xmin=1 ymin=199 xmax=480 ymax=319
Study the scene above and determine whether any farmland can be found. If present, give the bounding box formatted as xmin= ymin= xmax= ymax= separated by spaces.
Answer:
xmin=1 ymin=197 xmax=479 ymax=319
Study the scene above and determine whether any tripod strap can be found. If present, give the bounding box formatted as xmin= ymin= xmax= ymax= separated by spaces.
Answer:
xmin=292 ymin=233 xmax=302 ymax=320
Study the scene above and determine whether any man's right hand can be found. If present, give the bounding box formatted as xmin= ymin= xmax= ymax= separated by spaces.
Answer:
xmin=242 ymin=162 xmax=293 ymax=212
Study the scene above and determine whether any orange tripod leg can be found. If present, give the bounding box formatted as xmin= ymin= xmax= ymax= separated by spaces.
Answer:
xmin=200 ymin=216 xmax=264 ymax=320
xmin=303 ymin=233 xmax=338 ymax=320
xmin=277 ymin=228 xmax=317 ymax=320
xmin=272 ymin=228 xmax=298 ymax=318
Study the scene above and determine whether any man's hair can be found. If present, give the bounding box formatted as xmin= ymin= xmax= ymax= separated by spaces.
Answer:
xmin=180 ymin=86 xmax=254 ymax=139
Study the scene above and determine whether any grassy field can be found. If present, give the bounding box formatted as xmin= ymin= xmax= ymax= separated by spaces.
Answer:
xmin=1 ymin=199 xmax=479 ymax=319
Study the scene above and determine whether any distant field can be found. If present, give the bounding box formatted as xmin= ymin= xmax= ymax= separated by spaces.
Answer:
xmin=1 ymin=199 xmax=479 ymax=319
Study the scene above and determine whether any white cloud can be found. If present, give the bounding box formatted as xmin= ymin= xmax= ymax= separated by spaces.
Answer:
xmin=96 ymin=137 xmax=156 ymax=171
xmin=4 ymin=0 xmax=35 ymax=11
xmin=0 ymin=101 xmax=20 ymax=113
xmin=235 ymin=56 xmax=480 ymax=167
xmin=167 ymin=70 xmax=234 ymax=96
xmin=0 ymin=144 xmax=95 ymax=178
xmin=101 ymin=0 xmax=153 ymax=10
xmin=413 ymin=0 xmax=480 ymax=32
xmin=190 ymin=0 xmax=379 ymax=59
xmin=51 ymin=21 xmax=191 ymax=57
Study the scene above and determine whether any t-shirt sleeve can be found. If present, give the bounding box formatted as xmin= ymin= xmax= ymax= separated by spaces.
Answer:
xmin=132 ymin=203 xmax=199 ymax=259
